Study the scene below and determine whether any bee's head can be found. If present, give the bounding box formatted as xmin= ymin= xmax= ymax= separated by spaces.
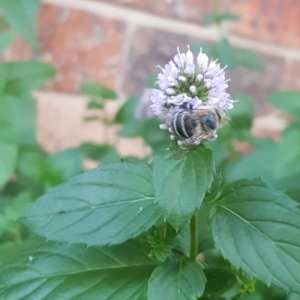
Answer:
xmin=213 ymin=106 xmax=226 ymax=124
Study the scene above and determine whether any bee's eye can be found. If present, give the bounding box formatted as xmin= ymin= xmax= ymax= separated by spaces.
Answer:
xmin=201 ymin=113 xmax=216 ymax=130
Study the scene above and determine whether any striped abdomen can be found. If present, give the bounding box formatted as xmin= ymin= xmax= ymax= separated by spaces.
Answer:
xmin=171 ymin=110 xmax=196 ymax=138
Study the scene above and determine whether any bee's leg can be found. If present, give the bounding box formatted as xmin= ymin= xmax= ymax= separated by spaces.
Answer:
xmin=206 ymin=133 xmax=218 ymax=141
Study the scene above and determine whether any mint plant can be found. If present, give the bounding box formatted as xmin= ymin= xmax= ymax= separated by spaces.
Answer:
xmin=1 ymin=46 xmax=300 ymax=300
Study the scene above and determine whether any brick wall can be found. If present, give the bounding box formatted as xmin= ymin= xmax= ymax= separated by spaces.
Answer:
xmin=3 ymin=0 xmax=300 ymax=156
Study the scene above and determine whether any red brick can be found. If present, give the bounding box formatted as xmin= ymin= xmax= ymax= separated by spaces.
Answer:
xmin=231 ymin=0 xmax=300 ymax=49
xmin=3 ymin=4 xmax=127 ymax=93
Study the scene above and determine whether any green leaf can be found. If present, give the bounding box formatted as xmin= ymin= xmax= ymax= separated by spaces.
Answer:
xmin=6 ymin=94 xmax=36 ymax=145
xmin=0 ymin=240 xmax=156 ymax=299
xmin=118 ymin=120 xmax=144 ymax=137
xmin=201 ymin=12 xmax=220 ymax=26
xmin=0 ymin=241 xmax=23 ymax=265
xmin=79 ymin=143 xmax=120 ymax=164
xmin=81 ymin=82 xmax=117 ymax=100
xmin=268 ymin=92 xmax=300 ymax=117
xmin=87 ymin=98 xmax=104 ymax=110
xmin=202 ymin=12 xmax=240 ymax=26
xmin=0 ymin=61 xmax=56 ymax=95
xmin=205 ymin=170 xmax=223 ymax=201
xmin=0 ymin=139 xmax=17 ymax=187
xmin=273 ymin=129 xmax=300 ymax=179
xmin=197 ymin=207 xmax=215 ymax=252
xmin=0 ymin=98 xmax=17 ymax=187
xmin=153 ymin=145 xmax=214 ymax=230
xmin=21 ymin=161 xmax=161 ymax=246
xmin=115 ymin=96 xmax=145 ymax=137
xmin=48 ymin=148 xmax=83 ymax=179
xmin=0 ymin=0 xmax=40 ymax=48
xmin=204 ymin=125 xmax=231 ymax=167
xmin=221 ymin=13 xmax=240 ymax=22
xmin=216 ymin=38 xmax=236 ymax=71
xmin=0 ymin=31 xmax=16 ymax=53
xmin=79 ymin=143 xmax=111 ymax=161
xmin=223 ymin=140 xmax=277 ymax=186
xmin=234 ymin=48 xmax=264 ymax=72
xmin=143 ymin=118 xmax=170 ymax=152
xmin=204 ymin=267 xmax=236 ymax=294
xmin=0 ymin=191 xmax=33 ymax=238
xmin=210 ymin=179 xmax=300 ymax=294
xmin=148 ymin=260 xmax=206 ymax=300
xmin=100 ymin=147 xmax=120 ymax=164
xmin=228 ymin=94 xmax=254 ymax=130
xmin=201 ymin=297 xmax=229 ymax=300
xmin=115 ymin=96 xmax=139 ymax=124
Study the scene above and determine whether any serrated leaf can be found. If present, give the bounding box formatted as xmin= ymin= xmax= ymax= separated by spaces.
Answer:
xmin=228 ymin=94 xmax=254 ymax=130
xmin=204 ymin=267 xmax=236 ymax=294
xmin=268 ymin=92 xmax=300 ymax=118
xmin=0 ymin=240 xmax=156 ymax=299
xmin=210 ymin=179 xmax=300 ymax=294
xmin=153 ymin=145 xmax=214 ymax=230
xmin=0 ymin=0 xmax=40 ymax=48
xmin=21 ymin=161 xmax=161 ymax=246
xmin=205 ymin=170 xmax=223 ymax=201
xmin=81 ymin=82 xmax=117 ymax=100
xmin=273 ymin=129 xmax=300 ymax=179
xmin=148 ymin=260 xmax=206 ymax=300
xmin=234 ymin=48 xmax=264 ymax=72
xmin=197 ymin=207 xmax=215 ymax=252
xmin=0 ymin=31 xmax=16 ymax=53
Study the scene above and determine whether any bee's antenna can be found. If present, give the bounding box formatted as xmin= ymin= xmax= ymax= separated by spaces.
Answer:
xmin=225 ymin=118 xmax=236 ymax=128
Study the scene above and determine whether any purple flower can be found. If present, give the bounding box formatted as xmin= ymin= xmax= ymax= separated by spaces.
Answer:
xmin=150 ymin=46 xmax=235 ymax=147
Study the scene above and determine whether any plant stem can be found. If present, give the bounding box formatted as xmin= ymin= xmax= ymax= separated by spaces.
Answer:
xmin=189 ymin=213 xmax=198 ymax=262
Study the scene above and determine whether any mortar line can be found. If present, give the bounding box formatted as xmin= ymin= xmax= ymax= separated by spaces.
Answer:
xmin=116 ymin=23 xmax=136 ymax=102
xmin=42 ymin=0 xmax=300 ymax=61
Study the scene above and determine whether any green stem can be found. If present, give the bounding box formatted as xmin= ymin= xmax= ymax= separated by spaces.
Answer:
xmin=189 ymin=213 xmax=198 ymax=262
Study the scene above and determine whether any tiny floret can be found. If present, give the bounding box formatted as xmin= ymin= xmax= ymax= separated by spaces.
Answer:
xmin=150 ymin=46 xmax=234 ymax=148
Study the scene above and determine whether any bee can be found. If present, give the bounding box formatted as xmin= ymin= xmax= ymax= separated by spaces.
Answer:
xmin=171 ymin=106 xmax=225 ymax=143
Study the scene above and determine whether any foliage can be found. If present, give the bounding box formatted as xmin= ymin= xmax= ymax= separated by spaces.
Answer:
xmin=1 ymin=2 xmax=300 ymax=300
